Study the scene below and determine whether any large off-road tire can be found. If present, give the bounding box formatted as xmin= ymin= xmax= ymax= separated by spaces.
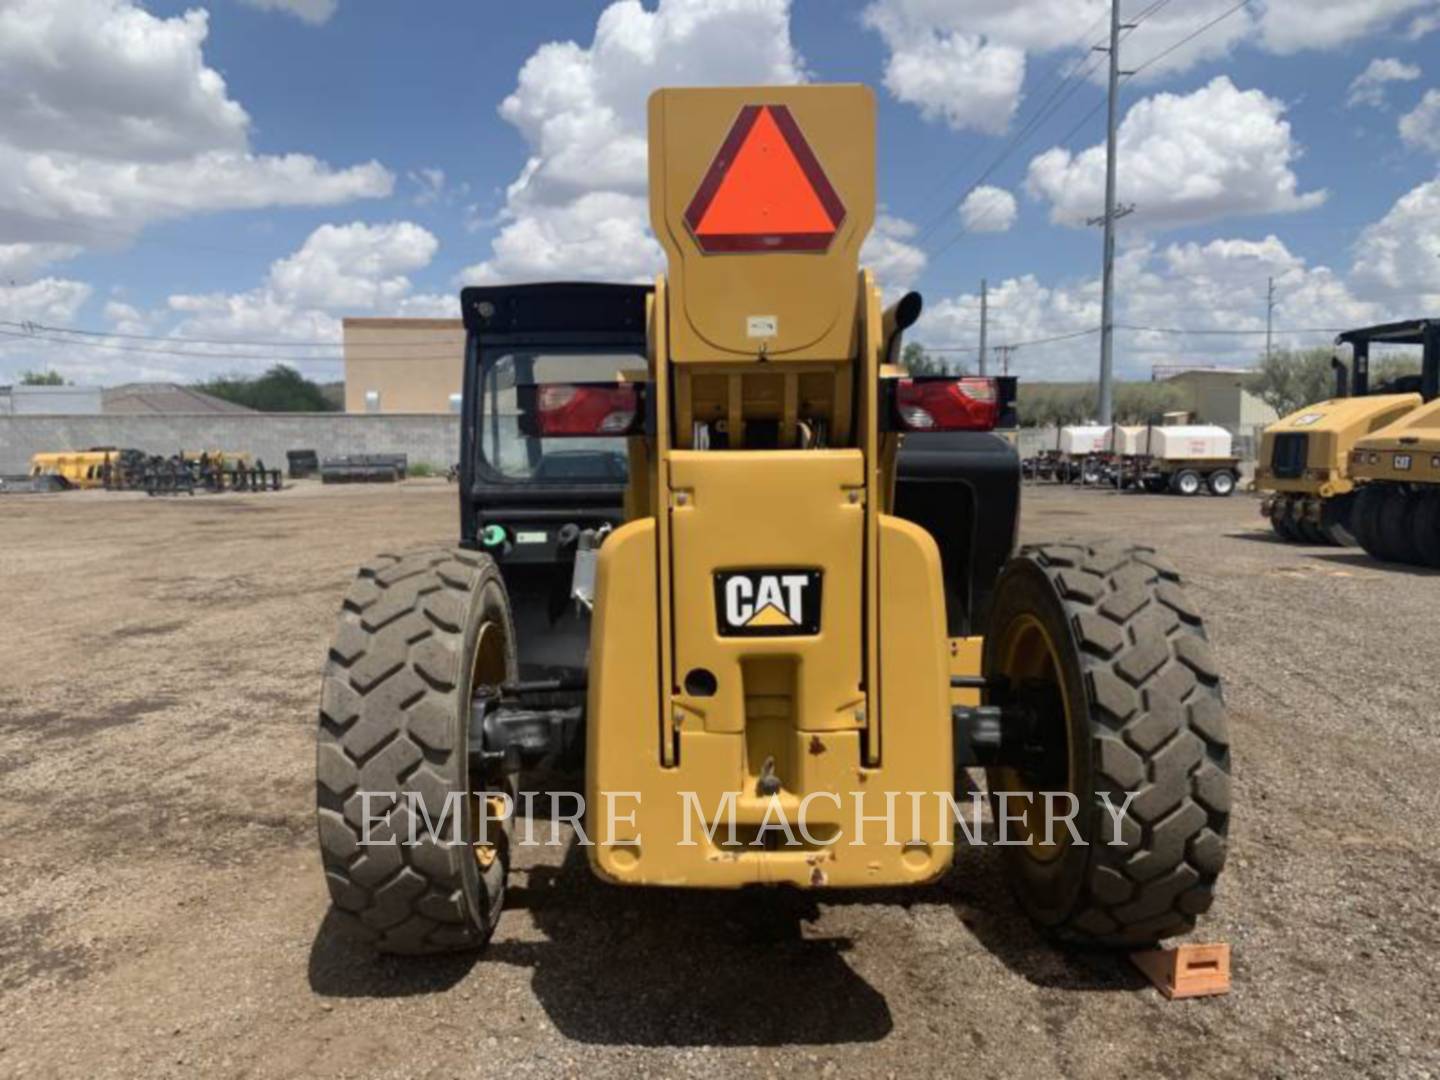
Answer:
xmin=983 ymin=542 xmax=1230 ymax=948
xmin=1411 ymin=491 xmax=1440 ymax=569
xmin=1297 ymin=512 xmax=1328 ymax=546
xmin=1320 ymin=494 xmax=1357 ymax=547
xmin=1280 ymin=497 xmax=1318 ymax=544
xmin=1378 ymin=487 xmax=1421 ymax=565
xmin=1268 ymin=496 xmax=1300 ymax=542
xmin=316 ymin=549 xmax=517 ymax=954
xmin=1352 ymin=484 xmax=1387 ymax=560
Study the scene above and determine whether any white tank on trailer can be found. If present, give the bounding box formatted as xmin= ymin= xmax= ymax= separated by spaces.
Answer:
xmin=1059 ymin=425 xmax=1109 ymax=456
xmin=1141 ymin=424 xmax=1233 ymax=460
xmin=1107 ymin=426 xmax=1147 ymax=455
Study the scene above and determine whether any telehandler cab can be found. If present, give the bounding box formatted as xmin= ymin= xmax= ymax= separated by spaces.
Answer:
xmin=316 ymin=85 xmax=1230 ymax=955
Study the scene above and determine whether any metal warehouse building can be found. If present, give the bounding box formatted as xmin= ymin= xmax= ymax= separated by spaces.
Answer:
xmin=1160 ymin=368 xmax=1279 ymax=430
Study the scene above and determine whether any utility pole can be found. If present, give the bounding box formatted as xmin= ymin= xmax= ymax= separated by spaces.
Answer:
xmin=1090 ymin=0 xmax=1135 ymax=427
xmin=979 ymin=278 xmax=989 ymax=376
xmin=1265 ymin=276 xmax=1276 ymax=362
xmin=996 ymin=344 xmax=1014 ymax=376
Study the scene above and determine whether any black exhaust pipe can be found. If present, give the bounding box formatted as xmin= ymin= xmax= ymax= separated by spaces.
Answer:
xmin=882 ymin=291 xmax=924 ymax=367
xmin=1423 ymin=321 xmax=1439 ymax=403
xmin=1351 ymin=340 xmax=1371 ymax=398
xmin=1331 ymin=355 xmax=1349 ymax=399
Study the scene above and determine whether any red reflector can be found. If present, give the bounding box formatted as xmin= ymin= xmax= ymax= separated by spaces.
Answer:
xmin=895 ymin=378 xmax=1001 ymax=431
xmin=533 ymin=383 xmax=639 ymax=436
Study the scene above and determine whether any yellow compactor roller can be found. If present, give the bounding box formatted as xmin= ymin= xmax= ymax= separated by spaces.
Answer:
xmin=1254 ymin=322 xmax=1431 ymax=545
xmin=1347 ymin=320 xmax=1440 ymax=567
xmin=315 ymin=85 xmax=1231 ymax=956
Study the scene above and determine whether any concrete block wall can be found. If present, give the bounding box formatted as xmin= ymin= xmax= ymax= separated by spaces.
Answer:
xmin=0 ymin=413 xmax=459 ymax=475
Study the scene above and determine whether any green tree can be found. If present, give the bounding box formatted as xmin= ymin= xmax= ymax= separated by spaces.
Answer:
xmin=1018 ymin=383 xmax=1097 ymax=426
xmin=1251 ymin=345 xmax=1424 ymax=416
xmin=1251 ymin=347 xmax=1338 ymax=417
xmin=20 ymin=370 xmax=65 ymax=385
xmin=1113 ymin=381 xmax=1189 ymax=424
xmin=901 ymin=341 xmax=948 ymax=376
xmin=197 ymin=364 xmax=337 ymax=412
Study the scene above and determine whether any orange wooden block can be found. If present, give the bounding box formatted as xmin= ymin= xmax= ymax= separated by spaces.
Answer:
xmin=1130 ymin=943 xmax=1231 ymax=1000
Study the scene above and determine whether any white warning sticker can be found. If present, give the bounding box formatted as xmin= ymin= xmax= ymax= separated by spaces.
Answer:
xmin=747 ymin=315 xmax=778 ymax=339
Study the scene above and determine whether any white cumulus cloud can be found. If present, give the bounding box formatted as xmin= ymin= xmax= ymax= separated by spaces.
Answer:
xmin=1 ymin=244 xmax=84 ymax=282
xmin=0 ymin=0 xmax=391 ymax=274
xmin=1026 ymin=77 xmax=1326 ymax=230
xmin=460 ymin=0 xmax=805 ymax=285
xmin=0 ymin=222 xmax=452 ymax=385
xmin=168 ymin=221 xmax=452 ymax=345
xmin=1347 ymin=57 xmax=1422 ymax=108
xmin=238 ymin=0 xmax=338 ymax=25
xmin=1399 ymin=89 xmax=1440 ymax=153
xmin=1259 ymin=0 xmax=1438 ymax=53
xmin=266 ymin=222 xmax=439 ymax=311
xmin=960 ymin=186 xmax=1018 ymax=233
xmin=914 ymin=234 xmax=1378 ymax=380
xmin=862 ymin=0 xmax=1439 ymax=132
xmin=860 ymin=3 xmax=1026 ymax=134
xmin=1352 ymin=176 xmax=1440 ymax=308
xmin=862 ymin=213 xmax=928 ymax=296
xmin=0 ymin=279 xmax=94 ymax=327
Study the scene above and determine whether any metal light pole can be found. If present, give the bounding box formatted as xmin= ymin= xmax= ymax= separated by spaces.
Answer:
xmin=1266 ymin=276 xmax=1275 ymax=362
xmin=1094 ymin=0 xmax=1128 ymax=427
xmin=979 ymin=278 xmax=989 ymax=376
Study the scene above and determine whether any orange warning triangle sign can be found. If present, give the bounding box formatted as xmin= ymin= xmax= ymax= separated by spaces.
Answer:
xmin=684 ymin=105 xmax=845 ymax=253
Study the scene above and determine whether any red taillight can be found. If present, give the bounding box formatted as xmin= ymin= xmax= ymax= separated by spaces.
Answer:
xmin=531 ymin=383 xmax=640 ymax=436
xmin=895 ymin=377 xmax=1001 ymax=431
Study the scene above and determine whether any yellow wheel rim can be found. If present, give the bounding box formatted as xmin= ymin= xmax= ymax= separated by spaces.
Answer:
xmin=469 ymin=617 xmax=509 ymax=869
xmin=991 ymin=613 xmax=1075 ymax=863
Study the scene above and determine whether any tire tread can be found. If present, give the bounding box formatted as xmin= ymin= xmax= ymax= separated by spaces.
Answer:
xmin=316 ymin=548 xmax=503 ymax=955
xmin=1017 ymin=541 xmax=1231 ymax=947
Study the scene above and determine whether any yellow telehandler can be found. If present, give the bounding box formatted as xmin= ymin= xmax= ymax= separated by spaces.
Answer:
xmin=316 ymin=85 xmax=1230 ymax=955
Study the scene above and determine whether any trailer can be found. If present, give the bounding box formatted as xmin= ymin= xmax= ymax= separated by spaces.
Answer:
xmin=1125 ymin=424 xmax=1241 ymax=496
xmin=1023 ymin=425 xmax=1111 ymax=484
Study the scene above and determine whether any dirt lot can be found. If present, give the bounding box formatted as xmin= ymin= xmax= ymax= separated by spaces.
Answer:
xmin=1 ymin=479 xmax=1437 ymax=1079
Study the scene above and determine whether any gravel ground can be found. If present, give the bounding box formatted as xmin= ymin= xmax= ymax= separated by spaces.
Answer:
xmin=1 ymin=479 xmax=1437 ymax=1079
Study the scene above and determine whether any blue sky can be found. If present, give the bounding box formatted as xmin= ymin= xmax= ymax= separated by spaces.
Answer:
xmin=2 ymin=0 xmax=1439 ymax=385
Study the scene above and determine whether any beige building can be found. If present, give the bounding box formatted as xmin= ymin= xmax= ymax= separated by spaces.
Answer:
xmin=1162 ymin=368 xmax=1279 ymax=430
xmin=343 ymin=318 xmax=465 ymax=414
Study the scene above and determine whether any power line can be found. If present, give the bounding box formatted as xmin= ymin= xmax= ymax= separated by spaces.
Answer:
xmin=926 ymin=79 xmax=1112 ymax=261
xmin=927 ymin=0 xmax=1256 ymax=259
xmin=1129 ymin=0 xmax=1178 ymax=21
xmin=920 ymin=0 xmax=1184 ymax=252
xmin=917 ymin=42 xmax=1118 ymax=247
xmin=1127 ymin=0 xmax=1252 ymax=77
xmin=0 ymin=318 xmax=461 ymax=351
xmin=0 ymin=327 xmax=462 ymax=363
xmin=910 ymin=8 xmax=1114 ymax=241
xmin=924 ymin=326 xmax=1103 ymax=352
xmin=1117 ymin=324 xmax=1345 ymax=336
